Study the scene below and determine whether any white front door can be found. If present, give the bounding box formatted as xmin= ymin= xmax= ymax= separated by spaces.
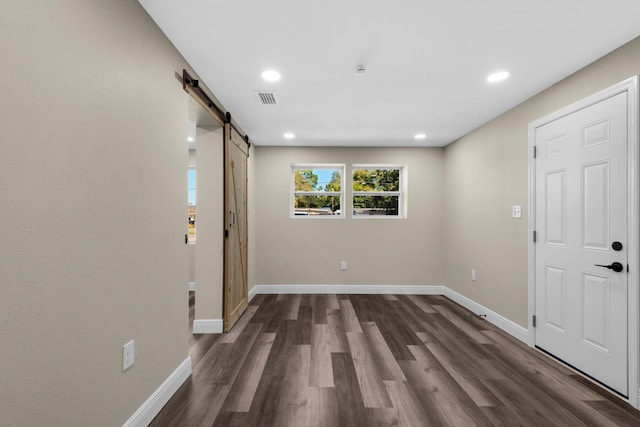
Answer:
xmin=534 ymin=91 xmax=628 ymax=396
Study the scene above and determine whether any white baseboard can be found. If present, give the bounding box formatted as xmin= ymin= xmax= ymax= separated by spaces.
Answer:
xmin=441 ymin=287 xmax=529 ymax=344
xmin=188 ymin=282 xmax=196 ymax=292
xmin=250 ymin=284 xmax=529 ymax=344
xmin=251 ymin=284 xmax=445 ymax=296
xmin=192 ymin=319 xmax=223 ymax=334
xmin=123 ymin=357 xmax=192 ymax=427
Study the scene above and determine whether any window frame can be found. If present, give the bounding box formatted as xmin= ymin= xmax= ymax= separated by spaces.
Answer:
xmin=351 ymin=164 xmax=407 ymax=219
xmin=290 ymin=164 xmax=345 ymax=219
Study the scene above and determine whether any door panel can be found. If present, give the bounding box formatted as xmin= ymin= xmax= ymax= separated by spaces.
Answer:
xmin=224 ymin=123 xmax=249 ymax=332
xmin=544 ymin=265 xmax=566 ymax=332
xmin=545 ymin=170 xmax=566 ymax=245
xmin=582 ymin=161 xmax=609 ymax=249
xmin=535 ymin=92 xmax=628 ymax=396
xmin=582 ymin=272 xmax=609 ymax=351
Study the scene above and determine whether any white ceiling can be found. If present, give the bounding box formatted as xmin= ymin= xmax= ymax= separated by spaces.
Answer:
xmin=140 ymin=0 xmax=640 ymax=147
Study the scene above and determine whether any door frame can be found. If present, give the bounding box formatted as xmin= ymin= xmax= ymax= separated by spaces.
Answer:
xmin=527 ymin=76 xmax=639 ymax=407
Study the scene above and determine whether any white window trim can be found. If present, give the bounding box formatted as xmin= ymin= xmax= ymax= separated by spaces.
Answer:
xmin=290 ymin=164 xmax=345 ymax=219
xmin=351 ymin=164 xmax=407 ymax=219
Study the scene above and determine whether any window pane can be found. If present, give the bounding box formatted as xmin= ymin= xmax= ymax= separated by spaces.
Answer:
xmin=352 ymin=169 xmax=399 ymax=192
xmin=188 ymin=169 xmax=197 ymax=205
xmin=353 ymin=195 xmax=399 ymax=216
xmin=294 ymin=195 xmax=341 ymax=215
xmin=292 ymin=165 xmax=344 ymax=218
xmin=294 ymin=168 xmax=341 ymax=192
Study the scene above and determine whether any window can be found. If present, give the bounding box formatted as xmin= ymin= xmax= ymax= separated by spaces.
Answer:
xmin=188 ymin=168 xmax=197 ymax=242
xmin=352 ymin=165 xmax=405 ymax=217
xmin=292 ymin=165 xmax=344 ymax=217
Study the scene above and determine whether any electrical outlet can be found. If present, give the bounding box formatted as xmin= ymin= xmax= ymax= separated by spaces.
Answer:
xmin=340 ymin=261 xmax=347 ymax=271
xmin=472 ymin=269 xmax=477 ymax=281
xmin=123 ymin=340 xmax=135 ymax=371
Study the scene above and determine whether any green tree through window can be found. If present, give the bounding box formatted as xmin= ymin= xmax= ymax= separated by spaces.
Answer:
xmin=352 ymin=167 xmax=401 ymax=216
xmin=293 ymin=166 xmax=343 ymax=216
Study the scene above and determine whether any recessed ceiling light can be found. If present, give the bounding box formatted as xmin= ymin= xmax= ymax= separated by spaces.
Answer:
xmin=262 ymin=70 xmax=281 ymax=82
xmin=283 ymin=132 xmax=295 ymax=139
xmin=487 ymin=71 xmax=510 ymax=83
xmin=187 ymin=137 xmax=194 ymax=142
xmin=414 ymin=133 xmax=427 ymax=140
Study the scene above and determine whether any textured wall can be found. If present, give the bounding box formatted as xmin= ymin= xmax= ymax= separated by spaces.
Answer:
xmin=0 ymin=0 xmax=193 ymax=425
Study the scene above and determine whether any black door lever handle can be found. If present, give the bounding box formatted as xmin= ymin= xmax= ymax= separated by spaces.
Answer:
xmin=595 ymin=262 xmax=624 ymax=273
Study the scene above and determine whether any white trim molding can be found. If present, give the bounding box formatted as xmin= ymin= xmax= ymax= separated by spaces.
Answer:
xmin=192 ymin=319 xmax=223 ymax=334
xmin=528 ymin=76 xmax=639 ymax=408
xmin=123 ymin=357 xmax=192 ymax=427
xmin=250 ymin=284 xmax=527 ymax=343
xmin=251 ymin=284 xmax=445 ymax=297
xmin=248 ymin=285 xmax=258 ymax=302
xmin=441 ymin=287 xmax=529 ymax=344
xmin=626 ymin=75 xmax=640 ymax=409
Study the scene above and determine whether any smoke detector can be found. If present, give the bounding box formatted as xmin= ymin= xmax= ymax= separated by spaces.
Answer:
xmin=356 ymin=65 xmax=366 ymax=76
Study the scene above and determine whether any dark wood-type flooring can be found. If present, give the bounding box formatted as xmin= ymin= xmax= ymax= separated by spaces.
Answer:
xmin=151 ymin=293 xmax=640 ymax=426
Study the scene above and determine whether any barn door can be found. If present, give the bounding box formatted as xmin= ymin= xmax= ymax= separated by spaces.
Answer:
xmin=224 ymin=123 xmax=249 ymax=332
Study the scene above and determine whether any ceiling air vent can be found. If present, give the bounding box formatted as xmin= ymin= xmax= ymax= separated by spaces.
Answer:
xmin=255 ymin=91 xmax=278 ymax=105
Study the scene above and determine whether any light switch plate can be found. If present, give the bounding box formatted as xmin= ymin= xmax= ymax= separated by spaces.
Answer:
xmin=123 ymin=340 xmax=135 ymax=371
xmin=512 ymin=205 xmax=522 ymax=219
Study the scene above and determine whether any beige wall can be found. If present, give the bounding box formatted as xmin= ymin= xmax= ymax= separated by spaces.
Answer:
xmin=248 ymin=145 xmax=257 ymax=293
xmin=444 ymin=36 xmax=640 ymax=327
xmin=0 ymin=1 xmax=195 ymax=425
xmin=254 ymin=147 xmax=445 ymax=287
xmin=188 ymin=243 xmax=196 ymax=284
xmin=194 ymin=127 xmax=224 ymax=320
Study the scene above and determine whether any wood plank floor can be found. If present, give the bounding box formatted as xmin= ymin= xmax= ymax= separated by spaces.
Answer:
xmin=151 ymin=293 xmax=640 ymax=426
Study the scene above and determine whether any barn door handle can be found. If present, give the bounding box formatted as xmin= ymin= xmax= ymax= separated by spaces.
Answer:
xmin=595 ymin=262 xmax=624 ymax=273
xmin=230 ymin=211 xmax=235 ymax=225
